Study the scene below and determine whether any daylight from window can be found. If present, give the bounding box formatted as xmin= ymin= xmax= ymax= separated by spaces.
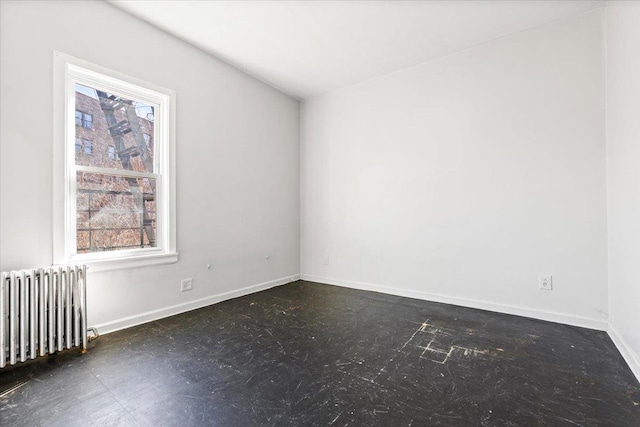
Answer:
xmin=74 ymin=83 xmax=157 ymax=254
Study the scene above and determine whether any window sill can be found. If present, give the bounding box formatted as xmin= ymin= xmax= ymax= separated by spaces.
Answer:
xmin=64 ymin=252 xmax=178 ymax=273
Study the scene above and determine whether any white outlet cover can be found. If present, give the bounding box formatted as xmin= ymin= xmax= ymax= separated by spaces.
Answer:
xmin=181 ymin=278 xmax=193 ymax=292
xmin=539 ymin=275 xmax=552 ymax=291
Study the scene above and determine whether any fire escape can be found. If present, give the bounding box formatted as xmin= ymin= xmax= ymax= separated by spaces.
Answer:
xmin=95 ymin=91 xmax=156 ymax=248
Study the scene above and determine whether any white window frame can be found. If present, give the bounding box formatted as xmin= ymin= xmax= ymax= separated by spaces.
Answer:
xmin=53 ymin=52 xmax=177 ymax=272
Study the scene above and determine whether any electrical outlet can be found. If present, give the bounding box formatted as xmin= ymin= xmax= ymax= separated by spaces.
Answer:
xmin=323 ymin=255 xmax=330 ymax=265
xmin=539 ymin=275 xmax=552 ymax=291
xmin=181 ymin=278 xmax=193 ymax=292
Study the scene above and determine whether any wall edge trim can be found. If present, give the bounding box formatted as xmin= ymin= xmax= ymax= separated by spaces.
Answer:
xmin=608 ymin=322 xmax=640 ymax=384
xmin=92 ymin=274 xmax=301 ymax=334
xmin=300 ymin=274 xmax=608 ymax=331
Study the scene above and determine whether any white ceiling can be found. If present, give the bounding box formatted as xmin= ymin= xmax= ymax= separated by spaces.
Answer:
xmin=110 ymin=0 xmax=602 ymax=99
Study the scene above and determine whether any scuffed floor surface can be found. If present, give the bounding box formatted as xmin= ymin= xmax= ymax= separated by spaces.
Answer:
xmin=1 ymin=281 xmax=639 ymax=426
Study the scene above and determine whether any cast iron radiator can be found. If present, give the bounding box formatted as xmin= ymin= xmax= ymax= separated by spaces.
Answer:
xmin=1 ymin=265 xmax=88 ymax=368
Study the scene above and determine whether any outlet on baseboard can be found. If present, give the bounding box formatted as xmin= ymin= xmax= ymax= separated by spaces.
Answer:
xmin=539 ymin=275 xmax=552 ymax=291
xmin=323 ymin=255 xmax=330 ymax=266
xmin=181 ymin=278 xmax=193 ymax=292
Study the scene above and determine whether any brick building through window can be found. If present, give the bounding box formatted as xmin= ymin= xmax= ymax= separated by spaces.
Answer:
xmin=74 ymin=88 xmax=156 ymax=254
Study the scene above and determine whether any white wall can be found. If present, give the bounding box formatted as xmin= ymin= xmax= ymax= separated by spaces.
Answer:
xmin=0 ymin=1 xmax=300 ymax=331
xmin=1 ymin=1 xmax=627 ymax=354
xmin=301 ymin=10 xmax=608 ymax=328
xmin=605 ymin=1 xmax=640 ymax=380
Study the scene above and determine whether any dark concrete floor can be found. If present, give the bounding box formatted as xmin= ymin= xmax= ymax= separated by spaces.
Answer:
xmin=1 ymin=280 xmax=639 ymax=426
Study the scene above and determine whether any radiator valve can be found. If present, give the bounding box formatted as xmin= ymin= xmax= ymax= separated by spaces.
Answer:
xmin=87 ymin=327 xmax=100 ymax=342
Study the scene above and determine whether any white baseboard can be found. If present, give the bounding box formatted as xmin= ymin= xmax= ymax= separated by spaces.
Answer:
xmin=92 ymin=274 xmax=300 ymax=335
xmin=300 ymin=274 xmax=608 ymax=331
xmin=608 ymin=323 xmax=640 ymax=384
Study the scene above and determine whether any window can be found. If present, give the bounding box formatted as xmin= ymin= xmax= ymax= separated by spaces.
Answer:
xmin=54 ymin=52 xmax=177 ymax=271
xmin=75 ymin=138 xmax=92 ymax=155
xmin=75 ymin=110 xmax=92 ymax=129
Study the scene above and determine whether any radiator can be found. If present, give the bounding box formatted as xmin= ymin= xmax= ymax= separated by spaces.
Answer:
xmin=1 ymin=265 xmax=88 ymax=368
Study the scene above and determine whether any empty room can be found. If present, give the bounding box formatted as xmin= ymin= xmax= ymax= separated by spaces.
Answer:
xmin=1 ymin=0 xmax=639 ymax=425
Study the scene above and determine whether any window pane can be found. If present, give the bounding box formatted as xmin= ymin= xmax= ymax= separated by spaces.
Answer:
xmin=76 ymin=171 xmax=157 ymax=253
xmin=74 ymin=83 xmax=155 ymax=172
xmin=83 ymin=114 xmax=92 ymax=129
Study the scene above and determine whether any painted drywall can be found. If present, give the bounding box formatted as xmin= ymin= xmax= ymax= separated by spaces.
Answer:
xmin=0 ymin=1 xmax=300 ymax=331
xmin=605 ymin=1 xmax=640 ymax=380
xmin=301 ymin=10 xmax=608 ymax=328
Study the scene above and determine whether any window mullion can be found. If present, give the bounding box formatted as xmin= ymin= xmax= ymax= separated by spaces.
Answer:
xmin=75 ymin=165 xmax=159 ymax=180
